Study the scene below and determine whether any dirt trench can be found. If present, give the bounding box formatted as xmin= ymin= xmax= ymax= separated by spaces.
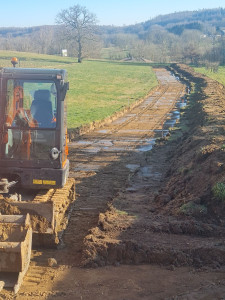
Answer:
xmin=80 ymin=65 xmax=225 ymax=270
xmin=2 ymin=66 xmax=225 ymax=299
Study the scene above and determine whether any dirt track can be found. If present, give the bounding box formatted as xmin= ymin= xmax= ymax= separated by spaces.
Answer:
xmin=2 ymin=66 xmax=225 ymax=299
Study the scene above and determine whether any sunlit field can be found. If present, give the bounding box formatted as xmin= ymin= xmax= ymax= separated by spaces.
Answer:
xmin=0 ymin=51 xmax=158 ymax=129
xmin=195 ymin=66 xmax=225 ymax=87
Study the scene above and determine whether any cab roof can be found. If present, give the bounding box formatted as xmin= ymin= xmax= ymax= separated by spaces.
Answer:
xmin=0 ymin=67 xmax=67 ymax=80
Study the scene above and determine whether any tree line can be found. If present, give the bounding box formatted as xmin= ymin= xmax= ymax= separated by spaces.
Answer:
xmin=0 ymin=5 xmax=225 ymax=69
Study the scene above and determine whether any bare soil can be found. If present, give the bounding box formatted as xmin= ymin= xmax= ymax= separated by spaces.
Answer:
xmin=0 ymin=200 xmax=21 ymax=215
xmin=0 ymin=199 xmax=50 ymax=233
xmin=1 ymin=66 xmax=225 ymax=299
xmin=0 ymin=225 xmax=26 ymax=242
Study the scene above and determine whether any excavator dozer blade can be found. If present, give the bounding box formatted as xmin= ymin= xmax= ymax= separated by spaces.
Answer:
xmin=0 ymin=178 xmax=75 ymax=248
xmin=0 ymin=214 xmax=32 ymax=294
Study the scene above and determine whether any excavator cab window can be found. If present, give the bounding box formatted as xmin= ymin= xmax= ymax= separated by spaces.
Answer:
xmin=6 ymin=80 xmax=57 ymax=128
xmin=4 ymin=79 xmax=58 ymax=160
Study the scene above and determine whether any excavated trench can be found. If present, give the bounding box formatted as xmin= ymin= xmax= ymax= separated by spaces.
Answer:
xmin=80 ymin=66 xmax=225 ymax=269
xmin=61 ymin=68 xmax=187 ymax=267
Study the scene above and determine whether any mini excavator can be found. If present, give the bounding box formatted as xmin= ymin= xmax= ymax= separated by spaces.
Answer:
xmin=0 ymin=58 xmax=75 ymax=293
xmin=0 ymin=57 xmax=70 ymax=190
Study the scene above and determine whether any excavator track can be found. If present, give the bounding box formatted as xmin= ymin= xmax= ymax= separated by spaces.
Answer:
xmin=0 ymin=178 xmax=75 ymax=248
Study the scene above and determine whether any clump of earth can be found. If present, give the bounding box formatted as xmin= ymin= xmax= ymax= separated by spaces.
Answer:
xmin=0 ymin=199 xmax=50 ymax=233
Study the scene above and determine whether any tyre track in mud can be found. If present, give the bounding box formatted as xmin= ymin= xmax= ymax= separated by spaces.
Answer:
xmin=70 ymin=84 xmax=170 ymax=149
xmin=61 ymin=68 xmax=186 ymax=266
xmin=2 ymin=68 xmax=186 ymax=299
xmin=81 ymin=66 xmax=225 ymax=269
xmin=69 ymin=81 xmax=182 ymax=153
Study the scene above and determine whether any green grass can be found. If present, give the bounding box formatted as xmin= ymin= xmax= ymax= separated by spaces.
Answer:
xmin=180 ymin=202 xmax=207 ymax=216
xmin=66 ymin=60 xmax=158 ymax=128
xmin=194 ymin=66 xmax=225 ymax=86
xmin=100 ymin=47 xmax=129 ymax=60
xmin=0 ymin=50 xmax=158 ymax=129
xmin=212 ymin=182 xmax=225 ymax=202
xmin=0 ymin=50 xmax=75 ymax=68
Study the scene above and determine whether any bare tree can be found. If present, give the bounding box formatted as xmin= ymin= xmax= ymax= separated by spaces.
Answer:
xmin=56 ymin=4 xmax=97 ymax=62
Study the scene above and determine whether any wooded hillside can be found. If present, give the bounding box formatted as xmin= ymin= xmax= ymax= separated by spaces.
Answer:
xmin=0 ymin=8 xmax=225 ymax=67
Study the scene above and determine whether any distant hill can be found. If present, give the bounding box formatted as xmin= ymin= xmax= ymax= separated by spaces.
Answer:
xmin=99 ymin=8 xmax=225 ymax=37
xmin=0 ymin=8 xmax=225 ymax=65
xmin=0 ymin=27 xmax=39 ymax=37
xmin=1 ymin=8 xmax=225 ymax=38
xmin=143 ymin=8 xmax=225 ymax=28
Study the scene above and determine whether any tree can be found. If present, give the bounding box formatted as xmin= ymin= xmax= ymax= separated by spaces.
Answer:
xmin=56 ymin=4 xmax=97 ymax=62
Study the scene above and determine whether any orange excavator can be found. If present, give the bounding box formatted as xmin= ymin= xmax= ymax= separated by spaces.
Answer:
xmin=0 ymin=57 xmax=70 ymax=190
xmin=0 ymin=58 xmax=75 ymax=293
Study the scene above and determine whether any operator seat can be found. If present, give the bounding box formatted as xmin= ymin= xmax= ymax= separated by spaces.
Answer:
xmin=31 ymin=90 xmax=53 ymax=128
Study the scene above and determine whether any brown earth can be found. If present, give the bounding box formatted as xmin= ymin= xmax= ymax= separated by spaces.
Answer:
xmin=0 ymin=199 xmax=51 ymax=233
xmin=1 ymin=65 xmax=225 ymax=299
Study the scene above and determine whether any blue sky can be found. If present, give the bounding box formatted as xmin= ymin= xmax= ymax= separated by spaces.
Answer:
xmin=1 ymin=0 xmax=225 ymax=27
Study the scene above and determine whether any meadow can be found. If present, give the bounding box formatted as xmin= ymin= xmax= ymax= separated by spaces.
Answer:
xmin=194 ymin=66 xmax=225 ymax=87
xmin=0 ymin=51 xmax=158 ymax=129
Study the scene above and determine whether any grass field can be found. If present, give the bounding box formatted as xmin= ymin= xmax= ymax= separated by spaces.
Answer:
xmin=194 ymin=66 xmax=225 ymax=87
xmin=0 ymin=51 xmax=158 ymax=129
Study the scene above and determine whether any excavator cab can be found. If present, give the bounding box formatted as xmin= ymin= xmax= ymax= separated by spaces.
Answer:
xmin=0 ymin=67 xmax=69 ymax=189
